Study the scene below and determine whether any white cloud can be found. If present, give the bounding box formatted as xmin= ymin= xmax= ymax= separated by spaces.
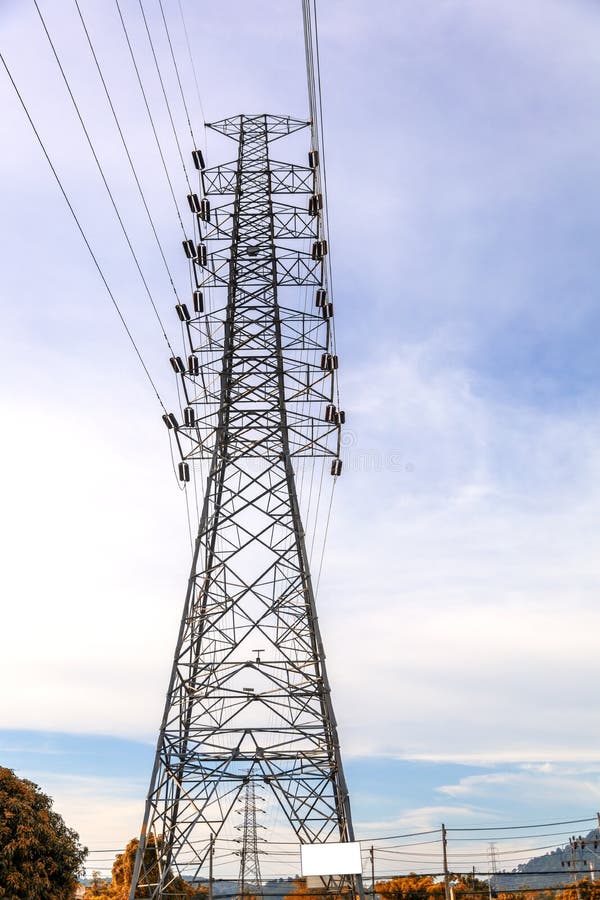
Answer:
xmin=355 ymin=805 xmax=492 ymax=836
xmin=23 ymin=771 xmax=146 ymax=872
xmin=2 ymin=340 xmax=600 ymax=765
xmin=438 ymin=772 xmax=522 ymax=798
xmin=2 ymin=0 xmax=600 ymax=797
xmin=318 ymin=347 xmax=600 ymax=762
xmin=434 ymin=763 xmax=600 ymax=824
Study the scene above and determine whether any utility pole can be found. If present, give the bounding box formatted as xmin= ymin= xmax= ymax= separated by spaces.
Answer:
xmin=570 ymin=834 xmax=600 ymax=888
xmin=442 ymin=824 xmax=451 ymax=900
xmin=208 ymin=832 xmax=215 ymax=900
xmin=569 ymin=838 xmax=581 ymax=900
xmin=370 ymin=846 xmax=376 ymax=900
xmin=128 ymin=113 xmax=357 ymax=900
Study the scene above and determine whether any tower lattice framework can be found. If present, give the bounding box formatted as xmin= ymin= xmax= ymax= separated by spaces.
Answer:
xmin=129 ymin=114 xmax=358 ymax=899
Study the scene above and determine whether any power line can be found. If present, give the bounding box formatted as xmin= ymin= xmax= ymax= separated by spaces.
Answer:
xmin=81 ymin=818 xmax=600 ymax=858
xmin=301 ymin=0 xmax=340 ymax=407
xmin=33 ymin=0 xmax=178 ymax=362
xmin=113 ymin=0 xmax=188 ymax=237
xmin=449 ymin=820 xmax=597 ymax=833
xmin=299 ymin=0 xmax=342 ymax=584
xmin=156 ymin=0 xmax=198 ymax=149
xmin=371 ymin=871 xmax=596 ymax=879
xmin=370 ymin=841 xmax=444 ymax=850
xmin=84 ymin=831 xmax=439 ymax=855
xmin=136 ymin=0 xmax=193 ymax=192
xmin=176 ymin=0 xmax=207 ymax=128
xmin=456 ymin=831 xmax=597 ymax=843
xmin=314 ymin=471 xmax=336 ymax=597
xmin=366 ymin=831 xmax=443 ymax=842
xmin=73 ymin=0 xmax=185 ymax=343
xmin=0 ymin=50 xmax=166 ymax=413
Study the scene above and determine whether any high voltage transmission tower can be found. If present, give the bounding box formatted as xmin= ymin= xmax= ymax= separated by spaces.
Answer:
xmin=128 ymin=112 xmax=360 ymax=899
xmin=236 ymin=782 xmax=265 ymax=900
xmin=488 ymin=844 xmax=498 ymax=873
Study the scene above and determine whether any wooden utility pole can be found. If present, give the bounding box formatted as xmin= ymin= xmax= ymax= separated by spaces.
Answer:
xmin=208 ymin=832 xmax=215 ymax=900
xmin=569 ymin=838 xmax=581 ymax=900
xmin=442 ymin=824 xmax=451 ymax=900
xmin=370 ymin=846 xmax=376 ymax=900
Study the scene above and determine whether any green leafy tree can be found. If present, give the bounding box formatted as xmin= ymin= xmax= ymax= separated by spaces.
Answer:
xmin=0 ymin=766 xmax=87 ymax=900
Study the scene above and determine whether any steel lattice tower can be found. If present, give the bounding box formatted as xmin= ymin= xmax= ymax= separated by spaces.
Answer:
xmin=236 ymin=782 xmax=264 ymax=900
xmin=129 ymin=114 xmax=358 ymax=899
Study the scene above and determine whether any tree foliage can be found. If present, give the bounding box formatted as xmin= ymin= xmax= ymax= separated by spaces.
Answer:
xmin=560 ymin=881 xmax=600 ymax=900
xmin=373 ymin=874 xmax=600 ymax=900
xmin=0 ymin=766 xmax=87 ymax=900
xmin=375 ymin=874 xmax=447 ymax=900
xmin=498 ymin=883 xmax=600 ymax=900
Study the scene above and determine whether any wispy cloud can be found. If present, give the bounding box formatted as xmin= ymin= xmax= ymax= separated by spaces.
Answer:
xmin=21 ymin=771 xmax=146 ymax=857
xmin=2 ymin=0 xmax=600 ymax=847
xmin=321 ymin=345 xmax=600 ymax=763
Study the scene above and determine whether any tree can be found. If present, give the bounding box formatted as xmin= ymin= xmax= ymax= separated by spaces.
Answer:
xmin=560 ymin=880 xmax=600 ymax=900
xmin=376 ymin=874 xmax=442 ymax=900
xmin=283 ymin=877 xmax=328 ymax=900
xmin=0 ymin=766 xmax=87 ymax=900
xmin=375 ymin=874 xmax=494 ymax=900
xmin=452 ymin=876 xmax=498 ymax=900
xmin=83 ymin=871 xmax=110 ymax=897
xmin=83 ymin=837 xmax=209 ymax=899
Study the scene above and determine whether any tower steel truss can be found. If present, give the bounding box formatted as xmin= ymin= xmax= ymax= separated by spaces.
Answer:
xmin=129 ymin=114 xmax=358 ymax=899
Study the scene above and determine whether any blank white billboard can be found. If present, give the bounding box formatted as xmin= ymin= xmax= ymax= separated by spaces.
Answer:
xmin=300 ymin=842 xmax=363 ymax=876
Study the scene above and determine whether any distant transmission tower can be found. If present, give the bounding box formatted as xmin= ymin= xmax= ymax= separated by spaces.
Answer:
xmin=128 ymin=112 xmax=360 ymax=900
xmin=488 ymin=843 xmax=498 ymax=892
xmin=236 ymin=781 xmax=265 ymax=900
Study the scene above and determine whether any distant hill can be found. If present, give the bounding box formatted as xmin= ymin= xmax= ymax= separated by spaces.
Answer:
xmin=495 ymin=829 xmax=600 ymax=890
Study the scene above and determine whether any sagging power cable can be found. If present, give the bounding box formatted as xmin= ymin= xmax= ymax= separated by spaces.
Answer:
xmin=113 ymin=0 xmax=188 ymax=237
xmin=156 ymin=0 xmax=199 ymax=149
xmin=136 ymin=0 xmax=193 ymax=193
xmin=0 ymin=50 xmax=167 ymax=413
xmin=33 ymin=0 xmax=178 ymax=360
xmin=73 ymin=0 xmax=186 ymax=317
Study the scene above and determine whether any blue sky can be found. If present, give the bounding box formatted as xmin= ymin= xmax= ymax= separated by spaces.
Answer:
xmin=2 ymin=0 xmax=600 ymax=877
xmin=3 ymin=728 xmax=600 ymax=879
